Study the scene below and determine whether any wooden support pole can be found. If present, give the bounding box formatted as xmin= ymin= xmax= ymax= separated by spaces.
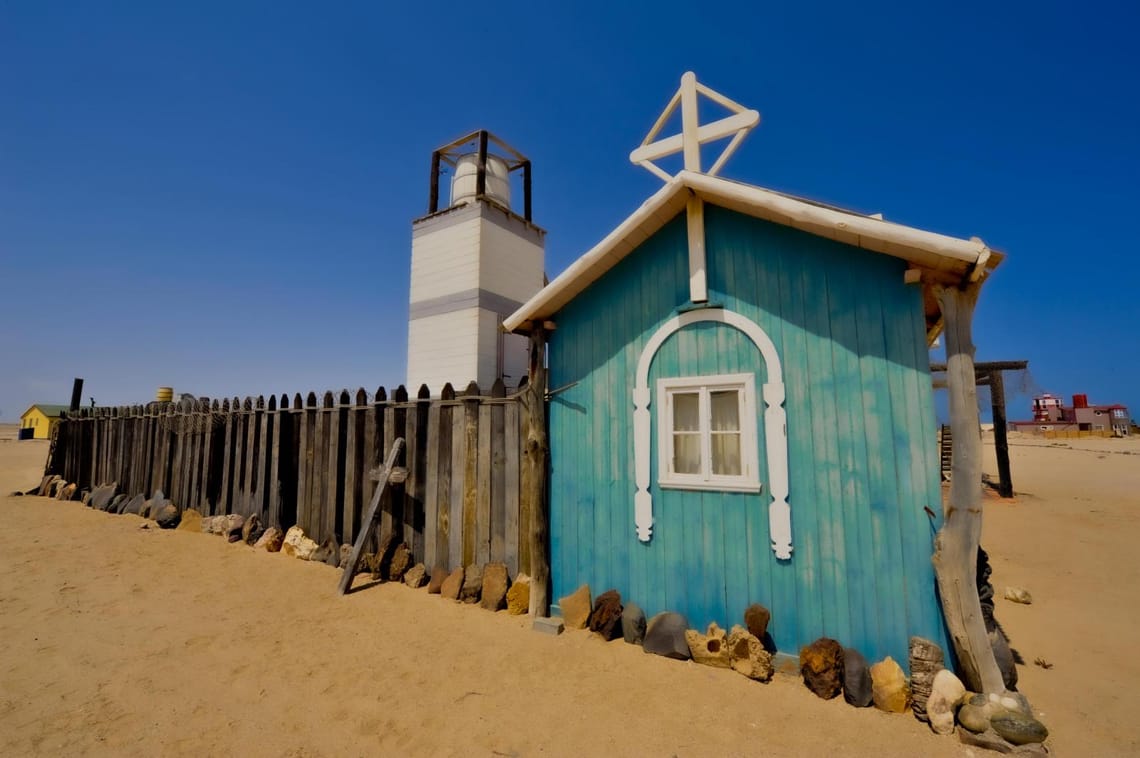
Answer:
xmin=525 ymin=327 xmax=550 ymax=617
xmin=989 ymin=370 xmax=1013 ymax=498
xmin=931 ymin=284 xmax=1005 ymax=695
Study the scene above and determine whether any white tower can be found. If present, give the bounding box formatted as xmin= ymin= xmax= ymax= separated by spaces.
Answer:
xmin=406 ymin=131 xmax=545 ymax=393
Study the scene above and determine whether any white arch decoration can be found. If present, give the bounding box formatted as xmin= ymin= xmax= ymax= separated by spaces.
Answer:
xmin=633 ymin=308 xmax=792 ymax=559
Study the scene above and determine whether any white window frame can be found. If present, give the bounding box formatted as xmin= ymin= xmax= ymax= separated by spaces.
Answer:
xmin=656 ymin=373 xmax=761 ymax=493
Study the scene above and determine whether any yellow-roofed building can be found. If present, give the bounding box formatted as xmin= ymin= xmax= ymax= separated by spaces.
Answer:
xmin=19 ymin=404 xmax=69 ymax=440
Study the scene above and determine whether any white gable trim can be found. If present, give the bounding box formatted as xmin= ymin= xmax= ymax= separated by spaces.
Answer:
xmin=632 ymin=308 xmax=792 ymax=559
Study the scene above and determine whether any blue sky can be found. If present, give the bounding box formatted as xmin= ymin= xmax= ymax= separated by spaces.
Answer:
xmin=2 ymin=1 xmax=1137 ymax=422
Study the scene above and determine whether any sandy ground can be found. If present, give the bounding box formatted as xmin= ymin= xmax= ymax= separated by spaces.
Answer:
xmin=0 ymin=424 xmax=1137 ymax=756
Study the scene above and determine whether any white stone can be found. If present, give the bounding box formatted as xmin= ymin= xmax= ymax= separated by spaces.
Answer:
xmin=926 ymin=669 xmax=967 ymax=735
xmin=282 ymin=526 xmax=317 ymax=561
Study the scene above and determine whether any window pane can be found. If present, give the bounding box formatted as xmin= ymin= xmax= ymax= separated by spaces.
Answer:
xmin=673 ymin=433 xmax=701 ymax=474
xmin=711 ymin=433 xmax=742 ymax=475
xmin=672 ymin=392 xmax=700 ymax=432
xmin=710 ymin=390 xmax=740 ymax=432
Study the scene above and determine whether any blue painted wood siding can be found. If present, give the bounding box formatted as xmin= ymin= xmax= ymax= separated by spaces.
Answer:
xmin=547 ymin=206 xmax=947 ymax=667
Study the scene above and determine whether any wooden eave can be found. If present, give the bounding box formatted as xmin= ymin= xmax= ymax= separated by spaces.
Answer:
xmin=503 ymin=171 xmax=1003 ymax=340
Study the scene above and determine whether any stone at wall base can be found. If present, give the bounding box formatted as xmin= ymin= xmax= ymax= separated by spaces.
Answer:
xmin=533 ymin=616 xmax=564 ymax=635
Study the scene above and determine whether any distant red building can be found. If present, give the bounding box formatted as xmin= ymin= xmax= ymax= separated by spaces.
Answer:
xmin=1012 ymin=393 xmax=1131 ymax=436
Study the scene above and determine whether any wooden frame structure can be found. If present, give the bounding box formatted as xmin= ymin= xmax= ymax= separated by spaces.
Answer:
xmin=427 ymin=129 xmax=533 ymax=221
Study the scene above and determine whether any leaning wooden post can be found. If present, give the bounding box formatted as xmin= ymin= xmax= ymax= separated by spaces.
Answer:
xmin=988 ymin=369 xmax=1014 ymax=498
xmin=932 ymin=284 xmax=1005 ymax=694
xmin=525 ymin=326 xmax=551 ymax=617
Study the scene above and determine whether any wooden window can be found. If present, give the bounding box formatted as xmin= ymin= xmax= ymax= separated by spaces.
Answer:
xmin=656 ymin=373 xmax=760 ymax=492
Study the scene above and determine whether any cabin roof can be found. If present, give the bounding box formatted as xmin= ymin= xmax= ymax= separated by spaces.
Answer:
xmin=503 ymin=171 xmax=1003 ymax=337
xmin=22 ymin=404 xmax=69 ymax=418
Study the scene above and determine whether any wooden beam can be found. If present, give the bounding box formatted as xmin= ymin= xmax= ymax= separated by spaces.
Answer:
xmin=337 ymin=439 xmax=404 ymax=596
xmin=989 ymin=370 xmax=1013 ymax=498
xmin=929 ymin=360 xmax=1028 ymax=373
xmin=931 ymin=284 xmax=1005 ymax=695
xmin=524 ymin=327 xmax=550 ymax=617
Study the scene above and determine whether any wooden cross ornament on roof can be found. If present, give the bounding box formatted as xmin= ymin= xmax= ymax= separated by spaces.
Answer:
xmin=630 ymin=71 xmax=760 ymax=181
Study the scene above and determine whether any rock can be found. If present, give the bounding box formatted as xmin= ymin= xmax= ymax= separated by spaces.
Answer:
xmin=338 ymin=544 xmax=354 ymax=570
xmin=282 ymin=526 xmax=318 ymax=560
xmin=388 ymin=543 xmax=413 ymax=582
xmin=34 ymin=474 xmax=54 ymax=496
xmin=69 ymin=486 xmax=83 ymax=502
xmin=178 ymin=508 xmax=202 ymax=532
xmin=990 ymin=714 xmax=1048 ymax=746
xmin=46 ymin=477 xmax=63 ymax=498
xmin=957 ymin=703 xmax=991 ymax=733
xmin=144 ymin=491 xmax=169 ymax=519
xmin=909 ymin=636 xmax=944 ymax=722
xmin=744 ymin=603 xmax=771 ymax=639
xmin=121 ymin=494 xmax=145 ymax=516
xmin=427 ymin=564 xmax=449 ymax=594
xmin=1000 ymin=693 xmax=1033 ymax=717
xmin=440 ymin=567 xmax=465 ymax=600
xmin=459 ymin=564 xmax=483 ymax=603
xmin=727 ymin=625 xmax=773 ymax=681
xmin=59 ymin=483 xmax=77 ymax=501
xmin=506 ymin=574 xmax=530 ymax=615
xmin=404 ymin=563 xmax=428 ymax=588
xmin=843 ymin=648 xmax=873 ymax=707
xmin=254 ymin=527 xmax=284 ymax=552
xmin=588 ymin=589 xmax=623 ymax=640
xmin=958 ymin=727 xmax=1014 ymax=753
xmin=80 ymin=490 xmax=91 ymax=506
xmin=9 ymin=490 xmax=22 ymax=497
xmin=224 ymin=514 xmax=246 ymax=541
xmin=480 ymin=563 xmax=509 ymax=611
xmin=927 ymin=669 xmax=966 ymax=735
xmin=621 ymin=603 xmax=646 ymax=645
xmin=241 ymin=514 xmax=261 ymax=544
xmin=800 ymin=638 xmax=845 ymax=699
xmin=686 ymin=623 xmax=731 ymax=668
xmin=870 ymin=656 xmax=911 ymax=713
xmin=372 ymin=532 xmax=401 ymax=579
xmin=559 ymin=584 xmax=592 ymax=630
xmin=642 ymin=612 xmax=691 ymax=660
xmin=108 ymin=494 xmax=128 ymax=513
xmin=311 ymin=537 xmax=339 ymax=565
xmin=89 ymin=483 xmax=117 ymax=511
xmin=990 ymin=625 xmax=1020 ymax=691
xmin=1004 ymin=586 xmax=1032 ymax=604
xmin=155 ymin=502 xmax=181 ymax=529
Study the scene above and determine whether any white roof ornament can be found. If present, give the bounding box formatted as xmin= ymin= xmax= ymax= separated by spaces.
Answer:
xmin=630 ymin=72 xmax=761 ymax=182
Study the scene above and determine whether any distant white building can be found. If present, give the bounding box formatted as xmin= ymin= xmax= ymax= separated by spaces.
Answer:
xmin=406 ymin=131 xmax=545 ymax=393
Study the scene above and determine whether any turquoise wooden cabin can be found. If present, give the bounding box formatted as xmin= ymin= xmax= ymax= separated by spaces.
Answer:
xmin=504 ymin=77 xmax=1002 ymax=668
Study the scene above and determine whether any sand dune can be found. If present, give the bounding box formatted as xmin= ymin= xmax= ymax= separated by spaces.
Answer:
xmin=1 ymin=429 xmax=1137 ymax=756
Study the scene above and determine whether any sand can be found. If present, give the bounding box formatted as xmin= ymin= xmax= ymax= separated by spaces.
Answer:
xmin=0 ymin=424 xmax=1137 ymax=756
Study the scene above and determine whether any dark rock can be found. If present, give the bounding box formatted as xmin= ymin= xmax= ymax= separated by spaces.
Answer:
xmin=642 ymin=612 xmax=691 ymax=660
xmin=842 ymin=648 xmax=873 ymax=707
xmin=404 ymin=563 xmax=428 ymax=588
xmin=480 ymin=563 xmax=509 ymax=611
xmin=89 ymin=483 xmax=117 ymax=511
xmin=588 ymin=589 xmax=624 ymax=640
xmin=9 ymin=490 xmax=23 ymax=497
xmin=155 ymin=503 xmax=181 ymax=529
xmin=621 ymin=603 xmax=646 ymax=645
xmin=372 ymin=532 xmax=401 ymax=579
xmin=909 ymin=636 xmax=944 ymax=722
xmin=744 ymin=603 xmax=771 ymax=640
xmin=991 ymin=715 xmax=1048 ymax=746
xmin=109 ymin=494 xmax=129 ymax=514
xmin=122 ymin=494 xmax=146 ymax=516
xmin=241 ymin=514 xmax=261 ymax=545
xmin=427 ymin=564 xmax=449 ymax=594
xmin=440 ymin=567 xmax=465 ymax=600
xmin=459 ymin=563 xmax=483 ymax=603
xmin=990 ymin=626 xmax=1019 ymax=691
xmin=800 ymin=638 xmax=845 ymax=699
xmin=559 ymin=584 xmax=592 ymax=629
xmin=312 ymin=537 xmax=339 ymax=566
xmin=388 ymin=543 xmax=413 ymax=582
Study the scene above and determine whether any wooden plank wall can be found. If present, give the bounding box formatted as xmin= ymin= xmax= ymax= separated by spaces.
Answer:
xmin=51 ymin=381 xmax=531 ymax=574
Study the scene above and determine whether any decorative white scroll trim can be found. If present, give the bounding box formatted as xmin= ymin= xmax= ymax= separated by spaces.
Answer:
xmin=632 ymin=308 xmax=792 ymax=558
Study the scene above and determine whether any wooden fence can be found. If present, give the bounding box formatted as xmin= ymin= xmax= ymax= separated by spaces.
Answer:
xmin=49 ymin=379 xmax=538 ymax=577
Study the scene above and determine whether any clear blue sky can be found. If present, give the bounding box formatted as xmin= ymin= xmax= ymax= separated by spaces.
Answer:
xmin=2 ymin=1 xmax=1137 ymax=422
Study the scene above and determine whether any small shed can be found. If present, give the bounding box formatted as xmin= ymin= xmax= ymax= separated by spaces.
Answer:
xmin=505 ymin=75 xmax=1003 ymax=668
xmin=20 ymin=404 xmax=68 ymax=440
